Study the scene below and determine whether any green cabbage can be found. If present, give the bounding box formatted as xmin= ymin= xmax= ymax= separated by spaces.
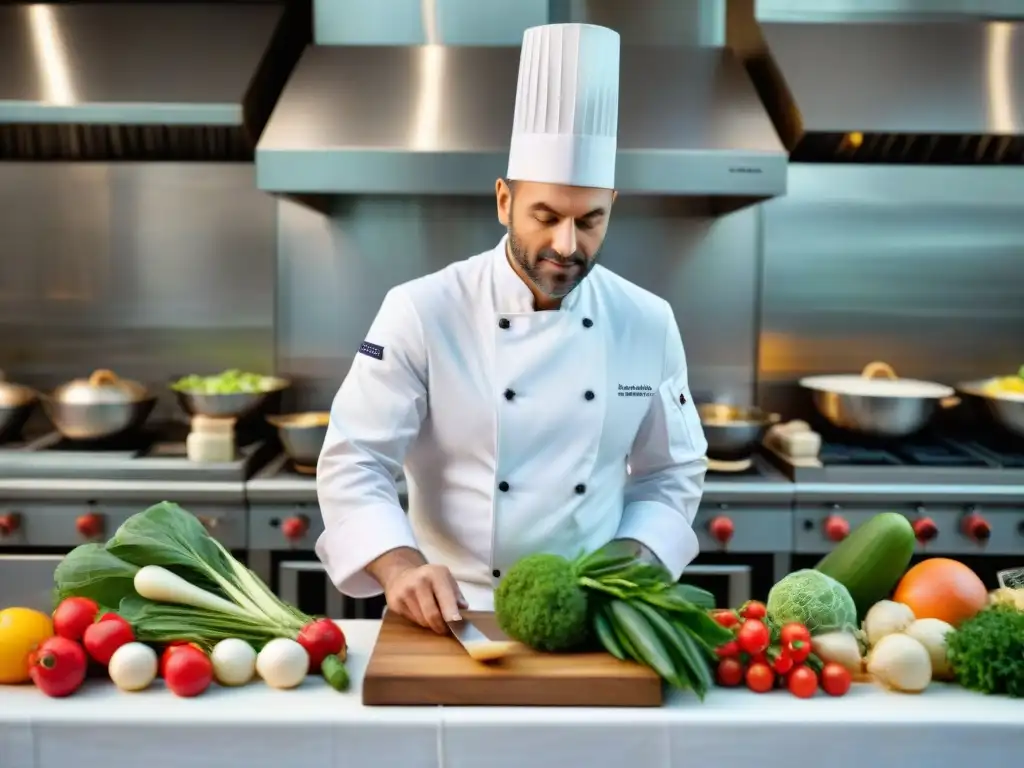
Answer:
xmin=766 ymin=569 xmax=858 ymax=635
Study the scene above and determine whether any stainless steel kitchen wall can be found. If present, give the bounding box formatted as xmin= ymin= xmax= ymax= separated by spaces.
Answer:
xmin=757 ymin=164 xmax=1024 ymax=417
xmin=0 ymin=164 xmax=277 ymax=423
xmin=275 ymin=196 xmax=761 ymax=411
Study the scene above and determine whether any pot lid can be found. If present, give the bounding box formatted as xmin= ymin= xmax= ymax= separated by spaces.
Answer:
xmin=55 ymin=369 xmax=148 ymax=405
xmin=0 ymin=369 xmax=36 ymax=407
xmin=800 ymin=362 xmax=953 ymax=399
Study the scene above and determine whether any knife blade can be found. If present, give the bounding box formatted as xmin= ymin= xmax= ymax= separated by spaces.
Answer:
xmin=446 ymin=612 xmax=521 ymax=662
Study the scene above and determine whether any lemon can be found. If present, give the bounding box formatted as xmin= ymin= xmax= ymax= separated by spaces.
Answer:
xmin=0 ymin=607 xmax=55 ymax=684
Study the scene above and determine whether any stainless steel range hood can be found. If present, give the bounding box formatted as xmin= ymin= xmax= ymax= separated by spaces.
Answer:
xmin=748 ymin=20 xmax=1024 ymax=164
xmin=256 ymin=44 xmax=788 ymax=196
xmin=0 ymin=3 xmax=308 ymax=161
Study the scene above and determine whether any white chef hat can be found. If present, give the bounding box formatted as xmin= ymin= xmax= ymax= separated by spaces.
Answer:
xmin=506 ymin=23 xmax=621 ymax=190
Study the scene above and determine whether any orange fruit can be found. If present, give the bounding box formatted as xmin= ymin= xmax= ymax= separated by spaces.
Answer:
xmin=0 ymin=607 xmax=55 ymax=684
xmin=893 ymin=558 xmax=988 ymax=627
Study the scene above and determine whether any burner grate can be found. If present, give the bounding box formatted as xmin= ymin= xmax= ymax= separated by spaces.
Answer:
xmin=819 ymin=439 xmax=989 ymax=468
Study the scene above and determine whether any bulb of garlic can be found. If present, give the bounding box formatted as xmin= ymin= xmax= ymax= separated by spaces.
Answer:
xmin=863 ymin=600 xmax=916 ymax=647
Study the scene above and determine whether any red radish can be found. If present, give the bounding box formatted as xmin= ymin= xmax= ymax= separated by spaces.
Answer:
xmin=159 ymin=642 xmax=205 ymax=677
xmin=83 ymin=617 xmax=135 ymax=665
xmin=29 ymin=637 xmax=88 ymax=697
xmin=164 ymin=646 xmax=213 ymax=697
xmin=53 ymin=597 xmax=100 ymax=641
xmin=297 ymin=619 xmax=346 ymax=671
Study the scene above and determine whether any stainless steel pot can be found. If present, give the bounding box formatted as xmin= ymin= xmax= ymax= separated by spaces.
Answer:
xmin=956 ymin=378 xmax=1024 ymax=438
xmin=800 ymin=361 xmax=958 ymax=438
xmin=0 ymin=369 xmax=38 ymax=442
xmin=266 ymin=412 xmax=329 ymax=474
xmin=43 ymin=369 xmax=156 ymax=441
xmin=174 ymin=376 xmax=290 ymax=420
xmin=698 ymin=403 xmax=780 ymax=461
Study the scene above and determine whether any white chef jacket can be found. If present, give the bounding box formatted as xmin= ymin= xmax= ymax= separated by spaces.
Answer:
xmin=316 ymin=236 xmax=708 ymax=610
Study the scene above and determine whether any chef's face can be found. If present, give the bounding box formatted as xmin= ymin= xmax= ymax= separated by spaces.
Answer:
xmin=496 ymin=179 xmax=616 ymax=304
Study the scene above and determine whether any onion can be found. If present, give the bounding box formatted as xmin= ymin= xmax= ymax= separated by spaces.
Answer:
xmin=863 ymin=600 xmax=915 ymax=646
xmin=811 ymin=631 xmax=863 ymax=676
xmin=904 ymin=618 xmax=954 ymax=680
xmin=108 ymin=642 xmax=158 ymax=692
xmin=256 ymin=638 xmax=308 ymax=690
xmin=866 ymin=633 xmax=932 ymax=693
xmin=211 ymin=639 xmax=257 ymax=686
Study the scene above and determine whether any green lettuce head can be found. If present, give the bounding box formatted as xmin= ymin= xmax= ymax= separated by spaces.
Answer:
xmin=766 ymin=569 xmax=858 ymax=635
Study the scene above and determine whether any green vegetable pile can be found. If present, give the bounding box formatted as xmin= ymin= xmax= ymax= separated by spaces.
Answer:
xmin=171 ymin=369 xmax=279 ymax=395
xmin=947 ymin=605 xmax=1024 ymax=698
xmin=55 ymin=502 xmax=312 ymax=651
xmin=494 ymin=542 xmax=734 ymax=700
xmin=766 ymin=569 xmax=858 ymax=635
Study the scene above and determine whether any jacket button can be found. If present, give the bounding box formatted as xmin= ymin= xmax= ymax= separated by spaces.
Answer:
xmin=679 ymin=393 xmax=687 ymax=405
xmin=504 ymin=388 xmax=516 ymax=401
xmin=582 ymin=317 xmax=593 ymax=328
xmin=498 ymin=481 xmax=510 ymax=492
xmin=584 ymin=390 xmax=595 ymax=401
xmin=575 ymin=483 xmax=586 ymax=494
xmin=492 ymin=569 xmax=501 ymax=578
xmin=498 ymin=318 xmax=511 ymax=329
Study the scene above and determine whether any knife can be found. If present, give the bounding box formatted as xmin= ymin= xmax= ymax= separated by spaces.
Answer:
xmin=446 ymin=611 xmax=521 ymax=662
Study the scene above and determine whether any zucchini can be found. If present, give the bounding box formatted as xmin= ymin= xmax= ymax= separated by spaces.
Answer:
xmin=815 ymin=512 xmax=916 ymax=619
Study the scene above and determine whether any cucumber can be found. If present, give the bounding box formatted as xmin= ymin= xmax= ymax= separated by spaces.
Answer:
xmin=815 ymin=512 xmax=916 ymax=619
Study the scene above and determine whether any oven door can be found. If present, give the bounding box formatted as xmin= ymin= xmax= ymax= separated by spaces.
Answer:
xmin=0 ymin=554 xmax=63 ymax=613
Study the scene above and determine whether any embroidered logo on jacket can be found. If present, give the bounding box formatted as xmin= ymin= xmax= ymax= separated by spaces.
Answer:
xmin=618 ymin=384 xmax=654 ymax=398
xmin=359 ymin=341 xmax=385 ymax=360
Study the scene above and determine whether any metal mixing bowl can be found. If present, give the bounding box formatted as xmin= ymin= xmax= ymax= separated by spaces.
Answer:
xmin=956 ymin=380 xmax=1024 ymax=438
xmin=43 ymin=369 xmax=156 ymax=441
xmin=698 ymin=404 xmax=780 ymax=461
xmin=173 ymin=376 xmax=291 ymax=420
xmin=266 ymin=412 xmax=330 ymax=473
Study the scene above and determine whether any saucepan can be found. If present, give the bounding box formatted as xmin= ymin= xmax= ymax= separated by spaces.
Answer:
xmin=42 ymin=369 xmax=157 ymax=441
xmin=171 ymin=369 xmax=290 ymax=420
xmin=266 ymin=412 xmax=330 ymax=474
xmin=799 ymin=361 xmax=958 ymax=438
xmin=698 ymin=403 xmax=781 ymax=461
xmin=0 ymin=369 xmax=38 ymax=442
xmin=956 ymin=367 xmax=1024 ymax=438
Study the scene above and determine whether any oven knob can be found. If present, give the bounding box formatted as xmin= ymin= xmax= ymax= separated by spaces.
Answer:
xmin=913 ymin=517 xmax=938 ymax=543
xmin=76 ymin=513 xmax=104 ymax=539
xmin=961 ymin=512 xmax=991 ymax=543
xmin=281 ymin=515 xmax=309 ymax=541
xmin=708 ymin=516 xmax=734 ymax=545
xmin=823 ymin=514 xmax=850 ymax=542
xmin=0 ymin=512 xmax=22 ymax=537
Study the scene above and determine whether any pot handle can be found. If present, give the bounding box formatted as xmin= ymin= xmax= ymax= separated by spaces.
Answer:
xmin=88 ymin=369 xmax=120 ymax=386
xmin=861 ymin=361 xmax=897 ymax=380
xmin=940 ymin=396 xmax=962 ymax=409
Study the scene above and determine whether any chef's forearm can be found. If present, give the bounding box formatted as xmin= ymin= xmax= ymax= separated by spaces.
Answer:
xmin=365 ymin=546 xmax=427 ymax=591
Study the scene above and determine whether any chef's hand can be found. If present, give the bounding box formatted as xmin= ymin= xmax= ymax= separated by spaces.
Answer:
xmin=369 ymin=547 xmax=468 ymax=634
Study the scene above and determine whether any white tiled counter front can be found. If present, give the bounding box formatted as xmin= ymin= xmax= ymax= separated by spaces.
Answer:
xmin=1 ymin=620 xmax=1021 ymax=768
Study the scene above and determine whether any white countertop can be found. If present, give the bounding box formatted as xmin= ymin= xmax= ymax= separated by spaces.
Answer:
xmin=1 ymin=620 xmax=1021 ymax=768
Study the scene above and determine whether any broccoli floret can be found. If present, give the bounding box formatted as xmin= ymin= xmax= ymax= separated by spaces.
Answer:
xmin=494 ymin=553 xmax=589 ymax=652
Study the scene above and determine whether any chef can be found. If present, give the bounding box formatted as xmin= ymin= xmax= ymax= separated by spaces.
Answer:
xmin=316 ymin=23 xmax=708 ymax=634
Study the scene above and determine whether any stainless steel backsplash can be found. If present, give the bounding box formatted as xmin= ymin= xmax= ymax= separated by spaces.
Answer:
xmin=0 ymin=163 xmax=277 ymax=425
xmin=275 ymin=195 xmax=762 ymax=411
xmin=757 ymin=164 xmax=1024 ymax=417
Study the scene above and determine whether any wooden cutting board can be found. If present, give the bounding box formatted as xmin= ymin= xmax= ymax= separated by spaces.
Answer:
xmin=362 ymin=610 xmax=663 ymax=707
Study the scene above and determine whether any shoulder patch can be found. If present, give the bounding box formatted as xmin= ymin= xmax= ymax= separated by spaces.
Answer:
xmin=358 ymin=341 xmax=384 ymax=360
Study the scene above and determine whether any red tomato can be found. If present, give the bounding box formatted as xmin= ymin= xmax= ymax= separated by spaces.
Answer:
xmin=715 ymin=640 xmax=740 ymax=658
xmin=159 ymin=643 xmax=205 ymax=677
xmin=779 ymin=623 xmax=812 ymax=662
xmin=739 ymin=601 xmax=767 ymax=621
xmin=736 ymin=619 xmax=770 ymax=655
xmin=716 ymin=658 xmax=744 ymax=687
xmin=82 ymin=618 xmax=134 ymax=665
xmin=710 ymin=610 xmax=740 ymax=629
xmin=52 ymin=597 xmax=100 ymax=642
xmin=771 ymin=652 xmax=794 ymax=675
xmin=787 ymin=665 xmax=818 ymax=699
xmin=745 ymin=661 xmax=774 ymax=693
xmin=29 ymin=637 xmax=88 ymax=698
xmin=820 ymin=663 xmax=852 ymax=697
xmin=164 ymin=647 xmax=213 ymax=697
xmin=297 ymin=619 xmax=347 ymax=672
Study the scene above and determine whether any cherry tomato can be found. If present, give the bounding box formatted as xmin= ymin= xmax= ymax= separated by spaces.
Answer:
xmin=164 ymin=646 xmax=213 ymax=698
xmin=736 ymin=619 xmax=770 ymax=655
xmin=82 ymin=618 xmax=134 ymax=666
xmin=715 ymin=640 xmax=740 ymax=658
xmin=711 ymin=610 xmax=739 ymax=629
xmin=745 ymin=661 xmax=774 ymax=693
xmin=739 ymin=601 xmax=767 ymax=621
xmin=52 ymin=597 xmax=100 ymax=642
xmin=820 ymin=663 xmax=852 ymax=697
xmin=159 ymin=642 xmax=205 ymax=677
xmin=97 ymin=612 xmax=130 ymax=626
xmin=779 ymin=623 xmax=812 ymax=662
xmin=787 ymin=665 xmax=818 ymax=699
xmin=772 ymin=652 xmax=794 ymax=675
xmin=716 ymin=658 xmax=744 ymax=687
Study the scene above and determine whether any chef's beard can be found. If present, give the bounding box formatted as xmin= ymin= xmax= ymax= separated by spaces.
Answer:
xmin=506 ymin=221 xmax=598 ymax=301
